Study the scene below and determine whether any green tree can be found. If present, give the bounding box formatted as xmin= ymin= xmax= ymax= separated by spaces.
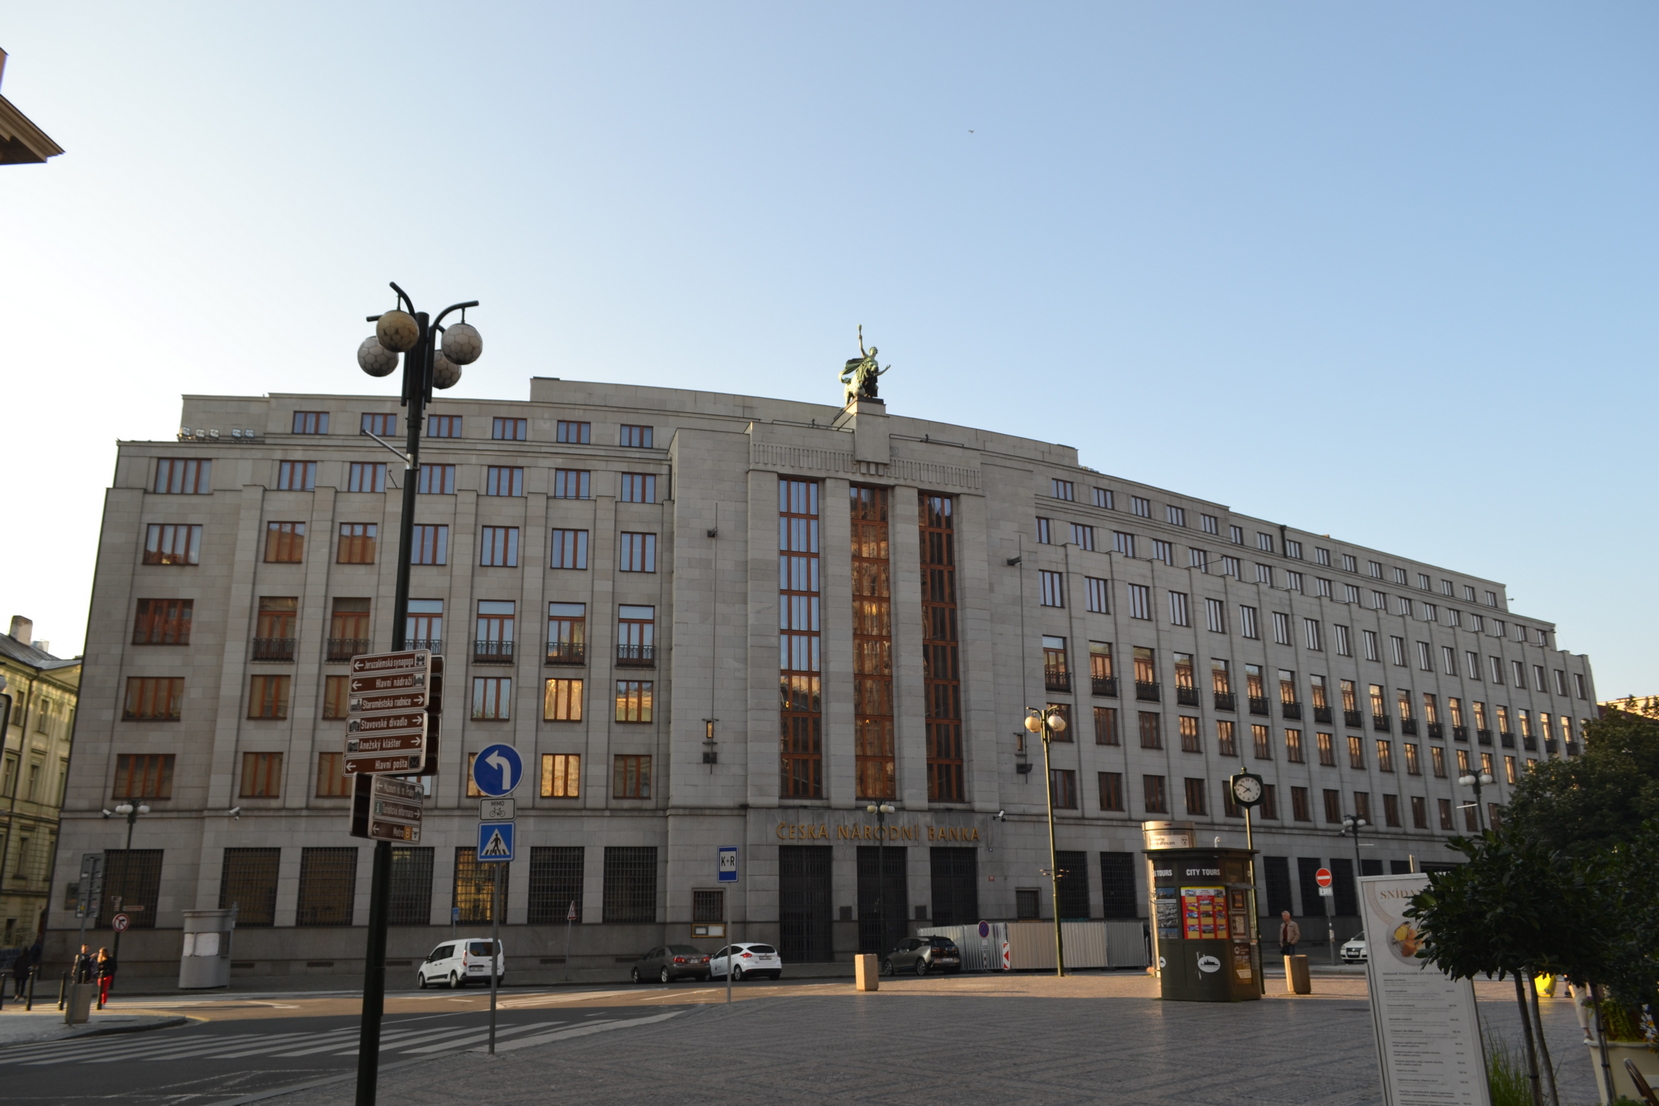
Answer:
xmin=1504 ymin=709 xmax=1659 ymax=858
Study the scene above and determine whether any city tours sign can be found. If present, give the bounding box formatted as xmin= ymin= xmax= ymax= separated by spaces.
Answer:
xmin=775 ymin=819 xmax=983 ymax=843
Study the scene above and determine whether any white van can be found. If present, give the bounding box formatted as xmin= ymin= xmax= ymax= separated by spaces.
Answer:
xmin=417 ymin=939 xmax=505 ymax=988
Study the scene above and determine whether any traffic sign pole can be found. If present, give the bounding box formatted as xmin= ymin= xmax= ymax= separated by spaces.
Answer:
xmin=718 ymin=847 xmax=738 ymax=1005
xmin=1315 ymin=867 xmax=1337 ymax=965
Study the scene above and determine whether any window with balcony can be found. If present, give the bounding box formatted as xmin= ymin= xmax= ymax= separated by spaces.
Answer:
xmin=1133 ymin=647 xmax=1158 ymax=701
xmin=253 ymin=596 xmax=297 ymax=661
xmin=1245 ymin=665 xmax=1267 ymax=716
xmin=1089 ymin=642 xmax=1116 ymax=696
xmin=1211 ymin=659 xmax=1233 ymax=711
xmin=405 ymin=599 xmax=442 ymax=653
xmin=547 ymin=602 xmax=586 ymax=664
xmin=1174 ymin=653 xmax=1197 ymax=705
xmin=1042 ymin=636 xmax=1069 ymax=692
xmin=328 ymin=598 xmax=370 ymax=662
xmin=617 ymin=605 xmax=656 ymax=667
xmin=475 ymin=600 xmax=515 ymax=664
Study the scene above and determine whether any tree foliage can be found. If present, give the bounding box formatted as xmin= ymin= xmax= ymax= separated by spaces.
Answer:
xmin=1503 ymin=709 xmax=1659 ymax=858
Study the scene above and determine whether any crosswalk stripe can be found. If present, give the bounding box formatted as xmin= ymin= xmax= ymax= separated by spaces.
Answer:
xmin=400 ymin=1020 xmax=571 ymax=1054
xmin=480 ymin=1011 xmax=683 ymax=1053
xmin=7 ymin=1030 xmax=318 ymax=1067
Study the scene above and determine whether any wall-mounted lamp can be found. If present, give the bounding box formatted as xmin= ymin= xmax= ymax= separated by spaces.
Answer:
xmin=702 ymin=719 xmax=719 ymax=764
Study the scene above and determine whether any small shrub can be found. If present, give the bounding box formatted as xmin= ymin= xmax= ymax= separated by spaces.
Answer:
xmin=1485 ymin=1035 xmax=1533 ymax=1106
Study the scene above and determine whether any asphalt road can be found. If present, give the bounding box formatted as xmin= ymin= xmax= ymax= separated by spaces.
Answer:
xmin=0 ymin=984 xmax=725 ymax=1106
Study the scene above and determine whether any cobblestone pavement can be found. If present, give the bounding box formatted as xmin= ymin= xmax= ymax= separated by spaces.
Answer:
xmin=265 ymin=973 xmax=1604 ymax=1106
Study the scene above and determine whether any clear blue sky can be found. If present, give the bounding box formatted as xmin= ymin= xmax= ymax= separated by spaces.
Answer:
xmin=1 ymin=3 xmax=1653 ymax=695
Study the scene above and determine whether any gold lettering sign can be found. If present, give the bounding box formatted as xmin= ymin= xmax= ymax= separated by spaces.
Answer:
xmin=779 ymin=823 xmax=982 ymax=844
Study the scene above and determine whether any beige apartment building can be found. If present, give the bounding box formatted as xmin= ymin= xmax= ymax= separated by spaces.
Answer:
xmin=49 ymin=376 xmax=1598 ymax=977
xmin=1 ymin=617 xmax=80 ymax=948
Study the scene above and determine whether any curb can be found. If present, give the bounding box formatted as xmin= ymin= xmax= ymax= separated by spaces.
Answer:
xmin=0 ymin=1014 xmax=190 ymax=1049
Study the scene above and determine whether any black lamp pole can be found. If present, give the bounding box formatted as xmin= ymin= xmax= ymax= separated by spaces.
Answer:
xmin=354 ymin=284 xmax=477 ymax=1106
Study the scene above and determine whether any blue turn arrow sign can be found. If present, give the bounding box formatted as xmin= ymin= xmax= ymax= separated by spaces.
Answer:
xmin=471 ymin=744 xmax=523 ymax=797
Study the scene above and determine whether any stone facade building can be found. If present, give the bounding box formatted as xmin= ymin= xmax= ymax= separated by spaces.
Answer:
xmin=49 ymin=377 xmax=1599 ymax=977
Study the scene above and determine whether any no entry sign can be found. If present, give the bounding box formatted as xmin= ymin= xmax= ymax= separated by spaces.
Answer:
xmin=1315 ymin=867 xmax=1333 ymax=888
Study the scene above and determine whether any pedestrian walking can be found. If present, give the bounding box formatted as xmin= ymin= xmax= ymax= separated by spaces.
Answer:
xmin=72 ymin=944 xmax=93 ymax=984
xmin=1278 ymin=911 xmax=1301 ymax=956
xmin=95 ymin=948 xmax=116 ymax=1009
xmin=10 ymin=944 xmax=33 ymax=998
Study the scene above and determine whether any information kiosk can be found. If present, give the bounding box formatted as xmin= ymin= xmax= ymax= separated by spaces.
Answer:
xmin=1142 ymin=821 xmax=1262 ymax=1002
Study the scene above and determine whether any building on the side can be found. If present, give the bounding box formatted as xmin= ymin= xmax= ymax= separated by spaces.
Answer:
xmin=1 ymin=617 xmax=81 ymax=949
xmin=48 ymin=376 xmax=1599 ymax=978
xmin=0 ymin=49 xmax=64 ymax=166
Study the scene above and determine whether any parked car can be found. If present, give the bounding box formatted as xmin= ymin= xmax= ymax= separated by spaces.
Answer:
xmin=709 ymin=942 xmax=783 ymax=981
xmin=1340 ymin=933 xmax=1368 ymax=964
xmin=630 ymin=945 xmax=711 ymax=984
xmin=417 ymin=939 xmax=504 ymax=988
xmin=882 ymin=936 xmax=962 ymax=976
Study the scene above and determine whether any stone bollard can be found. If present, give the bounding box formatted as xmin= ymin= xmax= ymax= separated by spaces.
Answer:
xmin=1284 ymin=955 xmax=1311 ymax=995
xmin=65 ymin=983 xmax=94 ymax=1026
xmin=854 ymin=953 xmax=880 ymax=992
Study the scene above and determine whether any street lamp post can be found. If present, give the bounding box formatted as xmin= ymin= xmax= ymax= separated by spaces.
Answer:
xmin=864 ymin=802 xmax=897 ymax=958
xmin=1024 ymin=707 xmax=1069 ymax=977
xmin=1338 ymin=813 xmax=1368 ymax=937
xmin=1457 ymin=770 xmax=1496 ymax=832
xmin=107 ymin=802 xmax=149 ymax=978
xmin=353 ymin=283 xmax=479 ymax=1106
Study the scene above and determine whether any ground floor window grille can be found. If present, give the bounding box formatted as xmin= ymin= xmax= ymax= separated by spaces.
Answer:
xmin=528 ymin=846 xmax=584 ymax=925
xmin=296 ymin=847 xmax=358 ymax=927
xmin=389 ymin=847 xmax=434 ymax=926
xmin=602 ymin=846 xmax=657 ymax=923
xmin=218 ymin=848 xmax=279 ymax=926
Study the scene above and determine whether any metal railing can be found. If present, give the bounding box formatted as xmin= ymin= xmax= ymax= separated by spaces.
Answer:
xmin=1313 ymin=706 xmax=1333 ymax=724
xmin=327 ymin=637 xmax=370 ymax=662
xmin=616 ymin=644 xmax=656 ymax=667
xmin=251 ymin=638 xmax=296 ymax=662
xmin=1280 ymin=700 xmax=1302 ymax=721
xmin=1248 ymin=696 xmax=1270 ymax=717
xmin=1343 ymin=709 xmax=1363 ymax=728
xmin=1428 ymin=722 xmax=1445 ymax=740
xmin=1213 ymin=692 xmax=1235 ymax=712
xmin=1134 ymin=681 xmax=1161 ymax=702
xmin=1176 ymin=686 xmax=1200 ymax=707
xmin=1453 ymin=725 xmax=1469 ymax=742
xmin=407 ymin=638 xmax=442 ymax=655
xmin=1372 ymin=714 xmax=1391 ymax=732
xmin=1500 ymin=731 xmax=1515 ymax=748
xmin=1091 ymin=676 xmax=1118 ymax=698
xmin=1522 ymin=734 xmax=1536 ymax=752
xmin=473 ymin=640 xmax=515 ymax=664
xmin=1400 ymin=718 xmax=1418 ymax=736
xmin=1043 ymin=667 xmax=1070 ymax=693
xmin=1476 ymin=729 xmax=1492 ymax=746
xmin=546 ymin=641 xmax=586 ymax=665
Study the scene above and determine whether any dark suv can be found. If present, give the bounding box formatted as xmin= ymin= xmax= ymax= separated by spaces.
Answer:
xmin=630 ymin=945 xmax=711 ymax=984
xmin=882 ymin=936 xmax=961 ymax=976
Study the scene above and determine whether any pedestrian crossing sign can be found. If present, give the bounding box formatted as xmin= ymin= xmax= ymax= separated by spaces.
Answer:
xmin=477 ymin=821 xmax=514 ymax=862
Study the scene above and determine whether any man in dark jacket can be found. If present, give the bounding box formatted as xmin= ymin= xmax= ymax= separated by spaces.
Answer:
xmin=1279 ymin=911 xmax=1301 ymax=956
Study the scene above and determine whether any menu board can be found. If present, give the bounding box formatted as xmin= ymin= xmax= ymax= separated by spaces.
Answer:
xmin=1179 ymin=887 xmax=1229 ymax=940
xmin=1359 ymin=874 xmax=1490 ymax=1106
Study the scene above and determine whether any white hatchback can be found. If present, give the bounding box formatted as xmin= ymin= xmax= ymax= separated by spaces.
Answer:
xmin=709 ymin=942 xmax=783 ymax=981
xmin=418 ymin=939 xmax=505 ymax=988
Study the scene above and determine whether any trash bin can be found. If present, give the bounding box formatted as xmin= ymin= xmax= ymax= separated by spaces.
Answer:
xmin=179 ymin=907 xmax=237 ymax=989
xmin=1284 ymin=954 xmax=1311 ymax=994
xmin=855 ymin=953 xmax=879 ymax=991
xmin=65 ymin=982 xmax=94 ymax=1025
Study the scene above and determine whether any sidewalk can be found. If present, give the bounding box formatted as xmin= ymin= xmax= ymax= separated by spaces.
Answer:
xmin=0 ymin=1007 xmax=189 ymax=1047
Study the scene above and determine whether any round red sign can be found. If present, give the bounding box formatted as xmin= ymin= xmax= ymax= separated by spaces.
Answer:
xmin=111 ymin=913 xmax=130 ymax=932
xmin=1315 ymin=868 xmax=1333 ymax=888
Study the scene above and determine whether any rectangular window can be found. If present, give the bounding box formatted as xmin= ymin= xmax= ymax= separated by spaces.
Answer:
xmin=1084 ymin=576 xmax=1110 ymax=613
xmin=1035 ymin=517 xmax=1053 ymax=544
xmin=337 ymin=522 xmax=377 ymax=564
xmin=1291 ymin=786 xmax=1311 ymax=822
xmin=543 ymin=678 xmax=584 ymax=721
xmin=1376 ymin=740 xmax=1394 ymax=773
xmin=613 ymin=755 xmax=652 ymax=798
xmin=1257 ymin=564 xmax=1273 ymax=586
xmin=417 ymin=464 xmax=455 ymax=494
xmin=920 ymin=494 xmax=964 ymax=803
xmin=219 ymin=848 xmax=281 ymax=927
xmin=615 ymin=680 xmax=653 ymax=723
xmin=619 ymin=473 xmax=658 ymax=503
xmin=247 ymin=675 xmax=290 ymax=720
xmin=1466 ymin=651 xmax=1481 ymax=680
xmin=1205 ymin=718 xmax=1231 ymax=756
xmin=1050 ymin=769 xmax=1078 ymax=809
xmin=1346 ymin=734 xmax=1365 ymax=769
xmin=472 ymin=676 xmax=511 ymax=721
xmin=1389 ymin=636 xmax=1406 ymax=666
xmin=1257 ymin=532 xmax=1273 ymax=553
xmin=1142 ymin=775 xmax=1168 ymax=814
xmin=603 ymin=846 xmax=657 ymax=923
xmin=361 ymin=413 xmax=397 ymax=438
xmin=1272 ymin=612 xmax=1291 ymax=645
xmin=1094 ymin=707 xmax=1119 ymax=746
xmin=154 ymin=458 xmax=212 ymax=494
xmin=1485 ymin=591 xmax=1499 ymax=608
xmin=1201 ymin=513 xmax=1218 ymax=535
xmin=1098 ymin=772 xmax=1124 ymax=812
xmin=410 ymin=524 xmax=448 ymax=565
xmin=485 ymin=467 xmax=524 ymax=496
xmin=256 ymin=520 xmax=305 ymax=563
xmin=1131 ymin=496 xmax=1151 ymax=518
xmin=123 ymin=678 xmax=184 ymax=721
xmin=1127 ymin=584 xmax=1150 ymax=620
xmin=239 ymin=751 xmax=283 ymax=797
xmin=1093 ymin=487 xmax=1114 ymax=509
xmin=1362 ymin=630 xmax=1379 ymax=661
xmin=1285 ymin=728 xmax=1304 ymax=763
xmin=1286 ymin=571 xmax=1303 ymax=592
xmin=527 ymin=846 xmax=584 ymax=925
xmin=541 ymin=753 xmax=581 ymax=797
xmin=1113 ymin=531 xmax=1136 ymax=557
xmin=1222 ymin=555 xmax=1240 ymax=577
xmin=113 ymin=753 xmax=175 ymax=797
xmin=133 ymin=598 xmax=193 ymax=645
xmin=1190 ymin=548 xmax=1209 ymax=572
xmin=549 ymin=528 xmax=589 ymax=569
xmin=1300 ymin=618 xmax=1323 ymax=651
xmin=1381 ymin=793 xmax=1401 ymax=827
xmin=1203 ymin=598 xmax=1227 ymax=633
xmin=1553 ymin=669 xmax=1568 ymax=696
xmin=556 ymin=420 xmax=590 ymax=444
xmin=1153 ymin=540 xmax=1173 ymax=564
xmin=1167 ymin=505 xmax=1187 ymax=527
xmin=322 ymin=675 xmax=349 ymax=720
xmin=1511 ymin=659 xmax=1526 ymax=687
xmin=295 ymin=848 xmax=358 ymax=927
xmin=1168 ymin=591 xmax=1190 ymax=627
xmin=1040 ymin=570 xmax=1066 ymax=607
xmin=1183 ymin=778 xmax=1207 ymax=816
xmin=779 ymin=478 xmax=822 ymax=800
xmin=619 ymin=424 xmax=653 ymax=448
xmin=1322 ymin=789 xmax=1342 ymax=824
xmin=851 ymin=485 xmax=895 ymax=801
xmin=277 ymin=460 xmax=316 ymax=490
xmin=316 ymin=751 xmax=350 ymax=797
xmin=1238 ymin=605 xmax=1259 ymax=639
xmin=1284 ymin=539 xmax=1302 ymax=559
xmin=1228 ymin=525 xmax=1245 ymax=545
xmin=292 ymin=411 xmax=328 ymax=434
xmin=619 ymin=532 xmax=657 ymax=572
xmin=1252 ymin=724 xmax=1272 ymax=760
xmin=144 ymin=523 xmax=202 ymax=566
xmin=427 ymin=414 xmax=462 ymax=438
xmin=1051 ymin=479 xmax=1074 ymax=501
xmin=1574 ymin=673 xmax=1587 ymax=699
xmin=1138 ymin=711 xmax=1161 ymax=750
xmin=1178 ymin=715 xmax=1202 ymax=753
xmin=553 ymin=469 xmax=591 ymax=499
xmin=1070 ymin=523 xmax=1095 ymax=550
xmin=347 ymin=462 xmax=387 ymax=493
xmin=1317 ymin=732 xmax=1335 ymax=766
xmin=480 ymin=526 xmax=520 ymax=567
xmin=493 ymin=417 xmax=528 ymax=441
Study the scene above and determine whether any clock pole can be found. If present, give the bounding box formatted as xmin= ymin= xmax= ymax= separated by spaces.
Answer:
xmin=1231 ymin=772 xmax=1267 ymax=995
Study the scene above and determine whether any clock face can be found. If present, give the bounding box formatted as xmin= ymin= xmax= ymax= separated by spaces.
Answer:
xmin=1232 ymin=774 xmax=1263 ymax=805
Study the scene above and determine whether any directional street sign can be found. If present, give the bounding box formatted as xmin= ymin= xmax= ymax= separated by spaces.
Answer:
xmin=344 ymin=752 xmax=423 ymax=775
xmin=477 ymin=821 xmax=515 ymax=862
xmin=718 ymin=846 xmax=738 ymax=883
xmin=471 ymin=744 xmax=523 ymax=797
xmin=351 ymin=775 xmax=425 ymax=842
xmin=479 ymin=798 xmax=516 ymax=821
xmin=347 ymin=731 xmax=425 ymax=755
xmin=346 ymin=650 xmax=440 ymax=776
xmin=349 ymin=670 xmax=428 ymax=695
xmin=350 ymin=649 xmax=430 ymax=675
xmin=349 ymin=688 xmax=431 ymax=714
xmin=1315 ymin=867 xmax=1333 ymax=888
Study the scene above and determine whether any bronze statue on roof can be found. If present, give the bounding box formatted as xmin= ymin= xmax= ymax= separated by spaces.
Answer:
xmin=839 ymin=325 xmax=888 ymax=402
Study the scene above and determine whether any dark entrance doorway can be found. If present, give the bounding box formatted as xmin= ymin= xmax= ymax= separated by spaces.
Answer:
xmin=857 ymin=845 xmax=908 ymax=953
xmin=929 ymin=847 xmax=978 ymax=926
xmin=778 ymin=845 xmax=833 ymax=962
